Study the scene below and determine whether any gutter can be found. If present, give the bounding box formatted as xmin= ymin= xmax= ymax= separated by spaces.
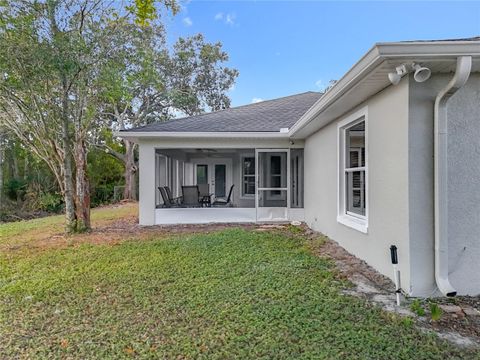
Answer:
xmin=433 ymin=56 xmax=472 ymax=297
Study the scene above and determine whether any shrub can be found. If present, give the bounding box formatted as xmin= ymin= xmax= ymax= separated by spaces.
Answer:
xmin=37 ymin=192 xmax=63 ymax=212
xmin=429 ymin=302 xmax=442 ymax=321
xmin=410 ymin=299 xmax=425 ymax=316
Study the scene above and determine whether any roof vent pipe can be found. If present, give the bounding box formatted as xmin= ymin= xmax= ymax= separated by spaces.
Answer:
xmin=434 ymin=56 xmax=472 ymax=297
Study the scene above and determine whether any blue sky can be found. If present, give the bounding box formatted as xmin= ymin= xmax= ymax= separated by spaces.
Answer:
xmin=163 ymin=1 xmax=480 ymax=107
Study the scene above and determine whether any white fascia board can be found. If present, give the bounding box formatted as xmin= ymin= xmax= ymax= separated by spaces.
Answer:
xmin=115 ymin=131 xmax=290 ymax=141
xmin=289 ymin=41 xmax=480 ymax=139
xmin=376 ymin=41 xmax=480 ymax=58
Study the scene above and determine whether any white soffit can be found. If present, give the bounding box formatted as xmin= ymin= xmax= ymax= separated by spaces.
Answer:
xmin=289 ymin=40 xmax=480 ymax=139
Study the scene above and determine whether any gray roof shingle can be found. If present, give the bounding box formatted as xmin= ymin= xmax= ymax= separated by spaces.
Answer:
xmin=124 ymin=91 xmax=322 ymax=133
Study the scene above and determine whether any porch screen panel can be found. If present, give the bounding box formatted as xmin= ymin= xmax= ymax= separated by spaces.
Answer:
xmin=257 ymin=152 xmax=287 ymax=208
xmin=290 ymin=149 xmax=304 ymax=208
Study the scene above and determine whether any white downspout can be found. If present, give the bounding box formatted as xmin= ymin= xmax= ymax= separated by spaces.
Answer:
xmin=434 ymin=56 xmax=472 ymax=297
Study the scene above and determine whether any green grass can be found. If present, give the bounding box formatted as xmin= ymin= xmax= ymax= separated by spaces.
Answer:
xmin=0 ymin=226 xmax=476 ymax=359
xmin=0 ymin=203 xmax=137 ymax=250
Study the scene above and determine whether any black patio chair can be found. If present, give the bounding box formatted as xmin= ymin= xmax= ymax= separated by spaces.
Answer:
xmin=181 ymin=185 xmax=201 ymax=207
xmin=212 ymin=184 xmax=234 ymax=207
xmin=158 ymin=187 xmax=174 ymax=208
xmin=198 ymin=183 xmax=212 ymax=207
xmin=164 ymin=186 xmax=182 ymax=205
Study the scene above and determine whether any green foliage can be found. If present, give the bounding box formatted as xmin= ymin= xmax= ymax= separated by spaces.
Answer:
xmin=127 ymin=0 xmax=179 ymax=26
xmin=410 ymin=299 xmax=426 ymax=317
xmin=429 ymin=302 xmax=443 ymax=321
xmin=0 ymin=226 xmax=474 ymax=358
xmin=36 ymin=193 xmax=63 ymax=213
xmin=4 ymin=178 xmax=26 ymax=201
xmin=401 ymin=317 xmax=415 ymax=328
xmin=88 ymin=146 xmax=124 ymax=206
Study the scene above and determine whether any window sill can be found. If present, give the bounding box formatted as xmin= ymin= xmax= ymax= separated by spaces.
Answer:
xmin=337 ymin=214 xmax=368 ymax=234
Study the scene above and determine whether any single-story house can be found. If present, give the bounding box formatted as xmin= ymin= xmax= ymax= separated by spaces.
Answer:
xmin=118 ymin=37 xmax=480 ymax=297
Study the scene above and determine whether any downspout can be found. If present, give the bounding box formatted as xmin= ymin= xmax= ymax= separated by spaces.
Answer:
xmin=434 ymin=56 xmax=472 ymax=297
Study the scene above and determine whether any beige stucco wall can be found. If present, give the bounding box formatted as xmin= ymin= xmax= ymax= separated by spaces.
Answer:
xmin=304 ymin=78 xmax=412 ymax=293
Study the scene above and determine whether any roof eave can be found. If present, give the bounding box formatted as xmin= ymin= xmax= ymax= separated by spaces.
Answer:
xmin=115 ymin=131 xmax=290 ymax=142
xmin=289 ymin=41 xmax=480 ymax=139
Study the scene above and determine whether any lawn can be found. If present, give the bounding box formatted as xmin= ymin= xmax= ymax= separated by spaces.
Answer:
xmin=0 ymin=206 xmax=477 ymax=359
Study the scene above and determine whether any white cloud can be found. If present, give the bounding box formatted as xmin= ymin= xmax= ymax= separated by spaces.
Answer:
xmin=225 ymin=13 xmax=235 ymax=26
xmin=315 ymin=79 xmax=324 ymax=89
xmin=215 ymin=12 xmax=235 ymax=26
xmin=182 ymin=17 xmax=193 ymax=27
xmin=251 ymin=98 xmax=263 ymax=104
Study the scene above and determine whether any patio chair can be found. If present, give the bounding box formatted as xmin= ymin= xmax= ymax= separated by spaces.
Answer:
xmin=158 ymin=187 xmax=176 ymax=208
xmin=198 ymin=183 xmax=212 ymax=207
xmin=212 ymin=184 xmax=234 ymax=207
xmin=181 ymin=185 xmax=201 ymax=207
xmin=164 ymin=186 xmax=182 ymax=205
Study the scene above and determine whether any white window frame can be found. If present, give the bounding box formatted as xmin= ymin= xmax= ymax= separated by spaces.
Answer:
xmin=240 ymin=154 xmax=255 ymax=199
xmin=337 ymin=107 xmax=368 ymax=233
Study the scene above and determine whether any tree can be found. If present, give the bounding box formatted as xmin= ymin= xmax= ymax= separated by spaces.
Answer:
xmin=0 ymin=0 xmax=119 ymax=231
xmin=98 ymin=20 xmax=238 ymax=200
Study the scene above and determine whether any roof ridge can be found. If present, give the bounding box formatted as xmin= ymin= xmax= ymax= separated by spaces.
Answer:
xmin=127 ymin=91 xmax=322 ymax=131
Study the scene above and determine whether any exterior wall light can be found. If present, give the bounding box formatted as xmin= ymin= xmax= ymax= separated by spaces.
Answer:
xmin=388 ymin=63 xmax=431 ymax=85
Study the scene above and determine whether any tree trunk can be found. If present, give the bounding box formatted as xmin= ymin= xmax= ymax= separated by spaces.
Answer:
xmin=61 ymin=88 xmax=77 ymax=233
xmin=74 ymin=137 xmax=90 ymax=231
xmin=11 ymin=144 xmax=21 ymax=205
xmin=0 ymin=131 xmax=4 ymax=210
xmin=23 ymin=156 xmax=29 ymax=181
xmin=123 ymin=139 xmax=137 ymax=200
xmin=48 ymin=2 xmax=76 ymax=233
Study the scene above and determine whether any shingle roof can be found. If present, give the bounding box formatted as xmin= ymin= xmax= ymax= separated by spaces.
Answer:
xmin=124 ymin=91 xmax=322 ymax=133
xmin=400 ymin=36 xmax=480 ymax=43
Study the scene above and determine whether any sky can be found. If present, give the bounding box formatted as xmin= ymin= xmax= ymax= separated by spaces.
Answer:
xmin=162 ymin=1 xmax=480 ymax=107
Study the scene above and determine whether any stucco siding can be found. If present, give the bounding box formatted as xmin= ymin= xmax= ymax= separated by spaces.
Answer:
xmin=304 ymin=78 xmax=411 ymax=291
xmin=409 ymin=73 xmax=480 ymax=296
xmin=447 ymin=73 xmax=480 ymax=295
xmin=139 ymin=141 xmax=156 ymax=225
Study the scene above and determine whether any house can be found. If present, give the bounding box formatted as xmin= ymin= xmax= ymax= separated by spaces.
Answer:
xmin=118 ymin=37 xmax=480 ymax=297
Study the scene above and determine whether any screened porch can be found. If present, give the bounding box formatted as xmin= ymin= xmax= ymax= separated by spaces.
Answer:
xmin=153 ymin=148 xmax=304 ymax=224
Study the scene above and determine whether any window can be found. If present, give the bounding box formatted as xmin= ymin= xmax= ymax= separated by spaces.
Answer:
xmin=338 ymin=108 xmax=368 ymax=233
xmin=241 ymin=156 xmax=255 ymax=196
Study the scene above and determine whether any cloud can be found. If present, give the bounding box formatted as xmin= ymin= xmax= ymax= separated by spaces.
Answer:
xmin=315 ymin=79 xmax=324 ymax=89
xmin=215 ymin=12 xmax=236 ymax=26
xmin=182 ymin=17 xmax=193 ymax=27
xmin=251 ymin=98 xmax=263 ymax=104
xmin=225 ymin=13 xmax=235 ymax=26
